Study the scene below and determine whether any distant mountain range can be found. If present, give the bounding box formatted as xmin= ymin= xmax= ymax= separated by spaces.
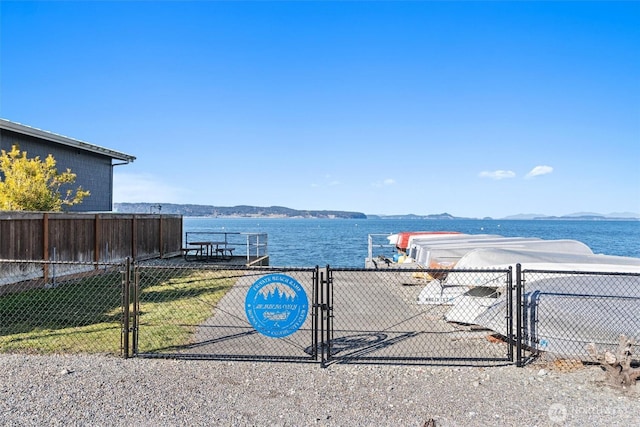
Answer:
xmin=114 ymin=203 xmax=639 ymax=221
xmin=366 ymin=213 xmax=463 ymax=220
xmin=501 ymin=212 xmax=640 ymax=221
xmin=113 ymin=203 xmax=367 ymax=219
xmin=375 ymin=212 xmax=639 ymax=221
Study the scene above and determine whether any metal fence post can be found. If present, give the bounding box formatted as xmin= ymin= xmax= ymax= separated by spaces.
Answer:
xmin=516 ymin=263 xmax=523 ymax=367
xmin=326 ymin=265 xmax=333 ymax=365
xmin=318 ymin=265 xmax=332 ymax=368
xmin=132 ymin=262 xmax=140 ymax=355
xmin=506 ymin=266 xmax=514 ymax=363
xmin=319 ymin=265 xmax=328 ymax=367
xmin=311 ymin=266 xmax=319 ymax=361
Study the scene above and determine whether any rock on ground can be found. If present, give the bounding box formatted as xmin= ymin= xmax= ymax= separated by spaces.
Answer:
xmin=0 ymin=354 xmax=639 ymax=426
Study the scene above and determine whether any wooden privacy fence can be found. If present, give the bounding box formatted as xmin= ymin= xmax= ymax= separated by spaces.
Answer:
xmin=0 ymin=212 xmax=182 ymax=263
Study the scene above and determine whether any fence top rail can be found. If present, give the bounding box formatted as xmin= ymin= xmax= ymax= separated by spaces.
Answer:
xmin=0 ymin=259 xmax=125 ymax=267
xmin=134 ymin=262 xmax=316 ymax=273
xmin=186 ymin=231 xmax=267 ymax=236
xmin=329 ymin=266 xmax=512 ymax=273
xmin=187 ymin=231 xmax=241 ymax=235
xmin=523 ymin=268 xmax=640 ymax=277
xmin=0 ymin=212 xmax=182 ymax=220
xmin=185 ymin=231 xmax=267 ymax=242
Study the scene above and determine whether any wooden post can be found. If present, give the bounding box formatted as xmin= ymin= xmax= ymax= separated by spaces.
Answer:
xmin=94 ymin=214 xmax=101 ymax=265
xmin=131 ymin=215 xmax=137 ymax=260
xmin=43 ymin=213 xmax=49 ymax=282
xmin=159 ymin=215 xmax=164 ymax=258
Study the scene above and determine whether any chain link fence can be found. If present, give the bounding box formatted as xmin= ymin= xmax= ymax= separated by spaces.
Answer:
xmin=0 ymin=260 xmax=126 ymax=354
xmin=1 ymin=259 xmax=638 ymax=373
xmin=520 ymin=269 xmax=640 ymax=365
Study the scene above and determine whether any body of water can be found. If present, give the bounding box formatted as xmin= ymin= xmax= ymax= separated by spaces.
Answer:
xmin=184 ymin=217 xmax=640 ymax=268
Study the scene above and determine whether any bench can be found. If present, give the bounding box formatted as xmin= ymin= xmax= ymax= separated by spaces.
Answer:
xmin=216 ymin=246 xmax=235 ymax=260
xmin=182 ymin=246 xmax=203 ymax=261
xmin=182 ymin=242 xmax=234 ymax=261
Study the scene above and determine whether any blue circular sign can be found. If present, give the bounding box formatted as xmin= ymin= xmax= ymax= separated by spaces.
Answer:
xmin=245 ymin=273 xmax=309 ymax=338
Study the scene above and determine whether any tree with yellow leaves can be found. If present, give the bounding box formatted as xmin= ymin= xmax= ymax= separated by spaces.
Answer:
xmin=0 ymin=145 xmax=90 ymax=211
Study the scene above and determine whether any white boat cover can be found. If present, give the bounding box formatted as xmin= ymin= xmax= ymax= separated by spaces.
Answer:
xmin=473 ymin=274 xmax=640 ymax=360
xmin=406 ymin=234 xmax=501 ymax=251
xmin=413 ymin=239 xmax=592 ymax=267
xmin=446 ymin=250 xmax=640 ymax=292
xmin=454 ymin=248 xmax=640 ymax=270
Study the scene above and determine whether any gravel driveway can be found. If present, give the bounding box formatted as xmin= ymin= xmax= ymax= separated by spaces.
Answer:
xmin=1 ymin=353 xmax=638 ymax=426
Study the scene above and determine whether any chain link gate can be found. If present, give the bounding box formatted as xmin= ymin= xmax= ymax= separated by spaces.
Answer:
xmin=323 ymin=267 xmax=516 ymax=366
xmin=128 ymin=264 xmax=321 ymax=362
xmin=122 ymin=263 xmax=516 ymax=366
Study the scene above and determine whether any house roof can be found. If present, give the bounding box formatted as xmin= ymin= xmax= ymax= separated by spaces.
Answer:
xmin=0 ymin=118 xmax=136 ymax=163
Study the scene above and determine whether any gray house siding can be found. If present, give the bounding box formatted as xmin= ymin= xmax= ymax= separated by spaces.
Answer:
xmin=0 ymin=121 xmax=134 ymax=212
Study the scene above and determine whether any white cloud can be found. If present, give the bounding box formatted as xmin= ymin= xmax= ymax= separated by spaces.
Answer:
xmin=311 ymin=175 xmax=341 ymax=188
xmin=372 ymin=178 xmax=397 ymax=188
xmin=113 ymin=172 xmax=191 ymax=203
xmin=525 ymin=165 xmax=554 ymax=179
xmin=479 ymin=170 xmax=516 ymax=180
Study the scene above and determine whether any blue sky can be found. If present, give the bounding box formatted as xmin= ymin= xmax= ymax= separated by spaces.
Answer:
xmin=1 ymin=1 xmax=639 ymax=218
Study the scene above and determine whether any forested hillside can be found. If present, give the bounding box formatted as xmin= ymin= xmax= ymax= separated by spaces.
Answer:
xmin=114 ymin=203 xmax=367 ymax=219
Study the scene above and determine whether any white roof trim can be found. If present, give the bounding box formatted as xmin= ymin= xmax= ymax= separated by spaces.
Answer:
xmin=0 ymin=118 xmax=136 ymax=163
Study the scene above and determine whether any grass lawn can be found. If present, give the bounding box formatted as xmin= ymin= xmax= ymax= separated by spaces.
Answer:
xmin=134 ymin=268 xmax=237 ymax=353
xmin=0 ymin=268 xmax=236 ymax=355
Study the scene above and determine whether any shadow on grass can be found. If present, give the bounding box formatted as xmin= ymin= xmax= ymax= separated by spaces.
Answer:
xmin=1 ymin=266 xmax=237 ymax=354
xmin=0 ymin=271 xmax=123 ymax=336
xmin=134 ymin=268 xmax=238 ymax=353
xmin=139 ymin=277 xmax=232 ymax=306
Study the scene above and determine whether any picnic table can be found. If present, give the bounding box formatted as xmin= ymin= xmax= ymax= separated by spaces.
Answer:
xmin=183 ymin=241 xmax=235 ymax=261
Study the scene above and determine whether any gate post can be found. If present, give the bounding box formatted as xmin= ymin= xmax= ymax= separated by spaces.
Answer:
xmin=318 ymin=265 xmax=332 ymax=367
xmin=516 ymin=263 xmax=523 ymax=367
xmin=311 ymin=266 xmax=319 ymax=361
xmin=506 ymin=266 xmax=514 ymax=363
xmin=326 ymin=266 xmax=333 ymax=365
